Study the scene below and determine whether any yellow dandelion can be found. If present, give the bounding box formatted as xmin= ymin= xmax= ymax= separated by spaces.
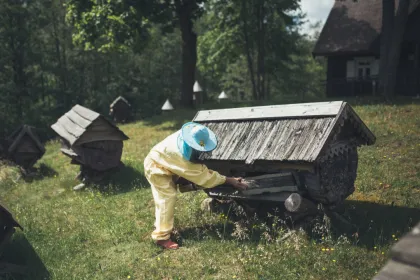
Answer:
xmin=392 ymin=234 xmax=395 ymax=238
xmin=322 ymin=248 xmax=326 ymax=251
xmin=395 ymin=238 xmax=398 ymax=241
xmin=331 ymin=248 xmax=335 ymax=251
xmin=374 ymin=246 xmax=377 ymax=249
xmin=157 ymin=257 xmax=160 ymax=261
xmin=381 ymin=252 xmax=385 ymax=255
xmin=326 ymin=249 xmax=330 ymax=252
xmin=127 ymin=276 xmax=131 ymax=279
xmin=333 ymin=260 xmax=336 ymax=262
xmin=232 ymin=276 xmax=237 ymax=279
xmin=322 ymin=267 xmax=326 ymax=271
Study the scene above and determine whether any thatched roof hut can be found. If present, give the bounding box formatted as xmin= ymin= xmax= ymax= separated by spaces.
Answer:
xmin=110 ymin=96 xmax=131 ymax=123
xmin=5 ymin=125 xmax=45 ymax=170
xmin=312 ymin=0 xmax=420 ymax=97
xmin=51 ymin=105 xmax=129 ymax=173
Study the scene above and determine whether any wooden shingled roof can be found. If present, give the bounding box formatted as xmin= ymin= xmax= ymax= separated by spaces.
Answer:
xmin=110 ymin=96 xmax=130 ymax=108
xmin=193 ymin=101 xmax=375 ymax=164
xmin=313 ymin=0 xmax=420 ymax=56
xmin=51 ymin=105 xmax=129 ymax=146
xmin=7 ymin=125 xmax=45 ymax=154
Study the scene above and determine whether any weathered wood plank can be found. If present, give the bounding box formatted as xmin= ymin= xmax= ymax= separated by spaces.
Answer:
xmin=390 ymin=223 xmax=420 ymax=268
xmin=194 ymin=101 xmax=343 ymax=122
xmin=374 ymin=259 xmax=420 ymax=280
xmin=207 ymin=190 xmax=296 ymax=202
xmin=57 ymin=115 xmax=86 ymax=140
xmin=51 ymin=122 xmax=78 ymax=146
xmin=65 ymin=109 xmax=92 ymax=129
xmin=72 ymin=105 xmax=100 ymax=122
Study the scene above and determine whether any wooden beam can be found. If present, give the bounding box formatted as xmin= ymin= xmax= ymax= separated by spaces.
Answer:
xmin=71 ymin=105 xmax=100 ymax=122
xmin=193 ymin=101 xmax=343 ymax=122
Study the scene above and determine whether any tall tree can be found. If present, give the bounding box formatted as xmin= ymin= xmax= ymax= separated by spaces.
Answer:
xmin=197 ymin=0 xmax=301 ymax=100
xmin=66 ymin=0 xmax=205 ymax=108
xmin=380 ymin=0 xmax=410 ymax=98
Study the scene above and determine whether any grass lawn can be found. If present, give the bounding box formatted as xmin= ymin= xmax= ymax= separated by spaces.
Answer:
xmin=0 ymin=99 xmax=419 ymax=280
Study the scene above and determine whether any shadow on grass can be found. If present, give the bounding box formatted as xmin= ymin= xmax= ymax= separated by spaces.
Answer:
xmin=173 ymin=199 xmax=420 ymax=249
xmin=1 ymin=233 xmax=50 ymax=280
xmin=340 ymin=200 xmax=420 ymax=248
xmin=22 ymin=163 xmax=58 ymax=183
xmin=91 ymin=164 xmax=149 ymax=194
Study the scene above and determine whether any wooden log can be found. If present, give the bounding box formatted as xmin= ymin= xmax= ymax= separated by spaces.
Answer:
xmin=284 ymin=193 xmax=317 ymax=213
xmin=284 ymin=193 xmax=320 ymax=221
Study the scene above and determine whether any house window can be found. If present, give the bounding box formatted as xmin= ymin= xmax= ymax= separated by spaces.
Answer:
xmin=346 ymin=57 xmax=378 ymax=79
xmin=357 ymin=60 xmax=371 ymax=78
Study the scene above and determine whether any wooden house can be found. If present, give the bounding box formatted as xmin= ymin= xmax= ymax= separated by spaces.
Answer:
xmin=193 ymin=101 xmax=375 ymax=213
xmin=5 ymin=125 xmax=45 ymax=170
xmin=51 ymin=105 xmax=129 ymax=181
xmin=109 ymin=96 xmax=131 ymax=123
xmin=313 ymin=0 xmax=420 ymax=97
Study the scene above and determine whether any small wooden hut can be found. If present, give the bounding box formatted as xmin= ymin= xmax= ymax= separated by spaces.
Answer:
xmin=51 ymin=105 xmax=129 ymax=182
xmin=193 ymin=101 xmax=375 ymax=216
xmin=109 ymin=96 xmax=131 ymax=123
xmin=5 ymin=125 xmax=45 ymax=171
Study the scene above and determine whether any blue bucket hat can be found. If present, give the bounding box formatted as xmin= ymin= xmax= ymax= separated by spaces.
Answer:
xmin=177 ymin=122 xmax=218 ymax=160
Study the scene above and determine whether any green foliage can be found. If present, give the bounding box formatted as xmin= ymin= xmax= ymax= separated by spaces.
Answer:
xmin=196 ymin=0 xmax=325 ymax=101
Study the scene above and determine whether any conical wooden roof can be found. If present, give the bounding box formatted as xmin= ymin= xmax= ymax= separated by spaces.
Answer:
xmin=193 ymin=81 xmax=203 ymax=92
xmin=161 ymin=99 xmax=174 ymax=111
xmin=218 ymin=91 xmax=229 ymax=99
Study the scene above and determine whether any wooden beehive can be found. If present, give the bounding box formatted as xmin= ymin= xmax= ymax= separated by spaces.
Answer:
xmin=5 ymin=125 xmax=45 ymax=170
xmin=193 ymin=101 xmax=376 ymax=208
xmin=109 ymin=96 xmax=131 ymax=123
xmin=51 ymin=105 xmax=129 ymax=181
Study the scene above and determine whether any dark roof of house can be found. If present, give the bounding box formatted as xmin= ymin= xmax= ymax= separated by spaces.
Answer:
xmin=110 ymin=96 xmax=131 ymax=109
xmin=51 ymin=105 xmax=129 ymax=146
xmin=313 ymin=0 xmax=420 ymax=56
xmin=7 ymin=125 xmax=45 ymax=154
xmin=193 ymin=101 xmax=375 ymax=164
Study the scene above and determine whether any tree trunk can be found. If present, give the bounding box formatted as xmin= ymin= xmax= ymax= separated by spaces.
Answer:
xmin=9 ymin=8 xmax=28 ymax=120
xmin=240 ymin=0 xmax=258 ymax=100
xmin=378 ymin=0 xmax=395 ymax=94
xmin=257 ymin=0 xmax=266 ymax=100
xmin=383 ymin=0 xmax=410 ymax=98
xmin=175 ymin=0 xmax=196 ymax=108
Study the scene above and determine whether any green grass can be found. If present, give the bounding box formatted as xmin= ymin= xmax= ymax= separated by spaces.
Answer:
xmin=0 ymin=99 xmax=419 ymax=280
